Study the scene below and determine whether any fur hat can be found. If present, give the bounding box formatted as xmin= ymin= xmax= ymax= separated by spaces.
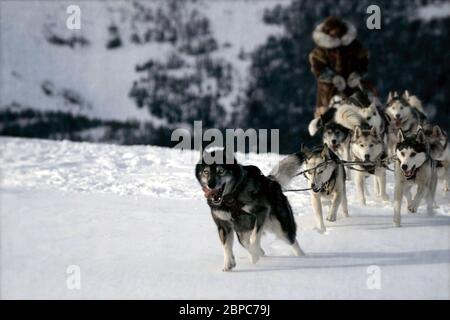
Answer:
xmin=313 ymin=17 xmax=357 ymax=49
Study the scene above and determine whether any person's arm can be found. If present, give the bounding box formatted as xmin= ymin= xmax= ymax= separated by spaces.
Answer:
xmin=347 ymin=41 xmax=369 ymax=88
xmin=309 ymin=48 xmax=329 ymax=79
xmin=309 ymin=47 xmax=345 ymax=91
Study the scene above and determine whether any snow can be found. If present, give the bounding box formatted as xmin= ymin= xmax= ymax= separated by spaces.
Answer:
xmin=0 ymin=1 xmax=281 ymax=123
xmin=1 ymin=137 xmax=449 ymax=299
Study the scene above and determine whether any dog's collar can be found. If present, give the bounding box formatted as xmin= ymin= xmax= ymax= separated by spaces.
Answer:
xmin=352 ymin=151 xmax=388 ymax=174
xmin=323 ymin=167 xmax=338 ymax=195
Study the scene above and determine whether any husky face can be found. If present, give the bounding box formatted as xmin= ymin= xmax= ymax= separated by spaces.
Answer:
xmin=359 ymin=104 xmax=382 ymax=131
xmin=385 ymin=95 xmax=412 ymax=129
xmin=396 ymin=130 xmax=428 ymax=179
xmin=195 ymin=149 xmax=239 ymax=207
xmin=303 ymin=145 xmax=337 ymax=193
xmin=322 ymin=123 xmax=348 ymax=152
xmin=351 ymin=127 xmax=384 ymax=162
xmin=423 ymin=125 xmax=448 ymax=160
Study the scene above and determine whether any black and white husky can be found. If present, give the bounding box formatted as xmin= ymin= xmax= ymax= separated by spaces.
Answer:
xmin=195 ymin=149 xmax=304 ymax=271
xmin=301 ymin=145 xmax=348 ymax=233
xmin=393 ymin=129 xmax=438 ymax=227
xmin=272 ymin=144 xmax=349 ymax=233
xmin=385 ymin=91 xmax=427 ymax=156
xmin=308 ymin=96 xmax=366 ymax=180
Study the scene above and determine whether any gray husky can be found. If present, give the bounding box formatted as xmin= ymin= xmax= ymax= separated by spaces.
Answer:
xmin=195 ymin=149 xmax=304 ymax=271
xmin=271 ymin=145 xmax=349 ymax=233
xmin=350 ymin=126 xmax=389 ymax=204
xmin=302 ymin=145 xmax=348 ymax=233
xmin=322 ymin=122 xmax=351 ymax=166
xmin=423 ymin=124 xmax=450 ymax=192
xmin=393 ymin=129 xmax=438 ymax=227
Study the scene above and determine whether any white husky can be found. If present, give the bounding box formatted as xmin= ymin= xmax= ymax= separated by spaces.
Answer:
xmin=350 ymin=126 xmax=389 ymax=204
xmin=385 ymin=90 xmax=427 ymax=156
xmin=302 ymin=145 xmax=349 ymax=233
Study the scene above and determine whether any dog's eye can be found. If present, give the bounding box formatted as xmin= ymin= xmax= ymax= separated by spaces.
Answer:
xmin=401 ymin=152 xmax=405 ymax=157
xmin=373 ymin=112 xmax=376 ymax=116
xmin=203 ymin=168 xmax=210 ymax=175
xmin=369 ymin=144 xmax=374 ymax=148
xmin=216 ymin=167 xmax=225 ymax=175
xmin=360 ymin=144 xmax=364 ymax=148
xmin=411 ymin=152 xmax=416 ymax=157
xmin=400 ymin=106 xmax=404 ymax=110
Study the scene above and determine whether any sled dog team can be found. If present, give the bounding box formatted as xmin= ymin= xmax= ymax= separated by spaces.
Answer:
xmin=195 ymin=91 xmax=449 ymax=271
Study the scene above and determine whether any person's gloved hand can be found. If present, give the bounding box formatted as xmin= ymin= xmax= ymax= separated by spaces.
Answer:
xmin=332 ymin=75 xmax=346 ymax=91
xmin=347 ymin=72 xmax=361 ymax=88
xmin=318 ymin=68 xmax=335 ymax=83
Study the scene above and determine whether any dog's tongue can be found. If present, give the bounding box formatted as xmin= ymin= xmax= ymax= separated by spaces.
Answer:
xmin=202 ymin=187 xmax=220 ymax=199
xmin=395 ymin=120 xmax=402 ymax=128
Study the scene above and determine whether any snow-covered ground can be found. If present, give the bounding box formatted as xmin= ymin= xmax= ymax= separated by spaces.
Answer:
xmin=1 ymin=137 xmax=449 ymax=299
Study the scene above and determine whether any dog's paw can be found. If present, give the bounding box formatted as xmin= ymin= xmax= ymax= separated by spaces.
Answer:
xmin=250 ymin=253 xmax=260 ymax=264
xmin=222 ymin=256 xmax=236 ymax=272
xmin=326 ymin=216 xmax=336 ymax=222
xmin=314 ymin=226 xmax=326 ymax=234
xmin=381 ymin=194 xmax=390 ymax=202
xmin=393 ymin=221 xmax=401 ymax=228
xmin=444 ymin=186 xmax=450 ymax=192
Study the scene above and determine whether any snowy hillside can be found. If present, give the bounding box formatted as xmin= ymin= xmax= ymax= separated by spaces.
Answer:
xmin=1 ymin=137 xmax=449 ymax=299
xmin=0 ymin=0 xmax=281 ymax=122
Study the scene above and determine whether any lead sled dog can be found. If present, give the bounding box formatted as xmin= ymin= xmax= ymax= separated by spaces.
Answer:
xmin=195 ymin=149 xmax=304 ymax=271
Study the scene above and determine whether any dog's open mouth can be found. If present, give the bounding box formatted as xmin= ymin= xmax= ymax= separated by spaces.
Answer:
xmin=202 ymin=185 xmax=225 ymax=204
xmin=394 ymin=119 xmax=403 ymax=128
xmin=403 ymin=165 xmax=416 ymax=179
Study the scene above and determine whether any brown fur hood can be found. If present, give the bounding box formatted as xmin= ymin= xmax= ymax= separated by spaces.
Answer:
xmin=312 ymin=20 xmax=357 ymax=49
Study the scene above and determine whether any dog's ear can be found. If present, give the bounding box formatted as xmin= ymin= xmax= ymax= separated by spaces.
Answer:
xmin=387 ymin=91 xmax=393 ymax=103
xmin=353 ymin=126 xmax=362 ymax=139
xmin=404 ymin=90 xmax=411 ymax=99
xmin=397 ymin=129 xmax=405 ymax=143
xmin=370 ymin=126 xmax=379 ymax=138
xmin=432 ymin=125 xmax=444 ymax=139
xmin=416 ymin=129 xmax=426 ymax=144
xmin=393 ymin=91 xmax=399 ymax=98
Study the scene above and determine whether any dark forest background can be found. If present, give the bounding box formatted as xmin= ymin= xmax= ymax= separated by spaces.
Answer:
xmin=1 ymin=0 xmax=449 ymax=153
